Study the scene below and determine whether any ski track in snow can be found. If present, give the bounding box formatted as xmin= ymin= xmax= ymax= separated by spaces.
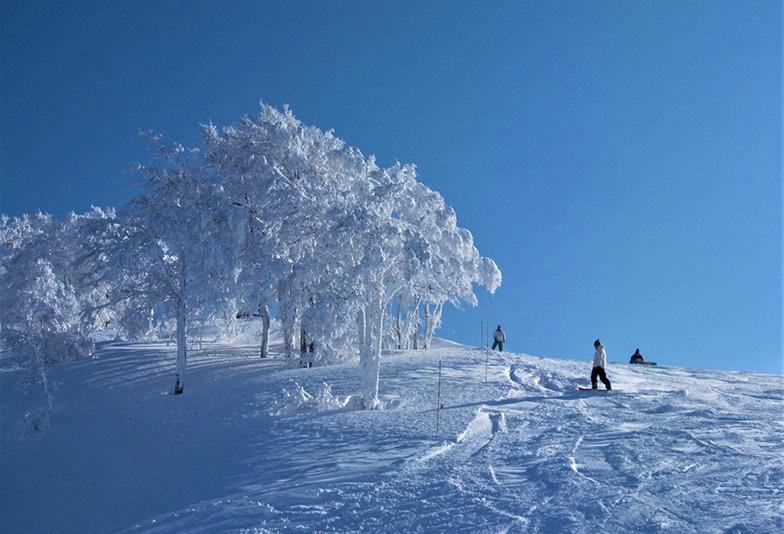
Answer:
xmin=1 ymin=341 xmax=782 ymax=534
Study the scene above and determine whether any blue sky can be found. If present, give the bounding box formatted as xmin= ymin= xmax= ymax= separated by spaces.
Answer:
xmin=1 ymin=1 xmax=781 ymax=374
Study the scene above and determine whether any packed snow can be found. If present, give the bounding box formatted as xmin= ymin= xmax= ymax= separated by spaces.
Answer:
xmin=1 ymin=335 xmax=782 ymax=533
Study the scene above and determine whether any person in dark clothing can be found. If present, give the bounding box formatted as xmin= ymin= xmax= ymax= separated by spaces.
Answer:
xmin=629 ymin=348 xmax=657 ymax=365
xmin=491 ymin=325 xmax=505 ymax=352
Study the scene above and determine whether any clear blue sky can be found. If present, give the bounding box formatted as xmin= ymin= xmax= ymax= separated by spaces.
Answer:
xmin=2 ymin=1 xmax=781 ymax=374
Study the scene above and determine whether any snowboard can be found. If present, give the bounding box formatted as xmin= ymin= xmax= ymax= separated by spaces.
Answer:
xmin=578 ymin=387 xmax=614 ymax=392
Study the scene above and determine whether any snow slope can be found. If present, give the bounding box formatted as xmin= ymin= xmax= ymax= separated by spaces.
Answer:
xmin=1 ymin=339 xmax=782 ymax=533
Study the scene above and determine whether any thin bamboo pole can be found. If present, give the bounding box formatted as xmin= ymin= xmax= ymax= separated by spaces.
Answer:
xmin=436 ymin=360 xmax=442 ymax=433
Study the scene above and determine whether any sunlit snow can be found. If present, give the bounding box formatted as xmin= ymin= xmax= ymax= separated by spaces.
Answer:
xmin=1 ymin=332 xmax=782 ymax=533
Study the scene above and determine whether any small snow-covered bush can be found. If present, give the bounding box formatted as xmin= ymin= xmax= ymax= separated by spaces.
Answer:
xmin=269 ymin=380 xmax=350 ymax=415
xmin=1 ymin=258 xmax=94 ymax=364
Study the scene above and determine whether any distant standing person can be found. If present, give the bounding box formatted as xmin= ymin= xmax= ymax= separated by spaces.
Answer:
xmin=591 ymin=339 xmax=612 ymax=390
xmin=492 ymin=325 xmax=505 ymax=352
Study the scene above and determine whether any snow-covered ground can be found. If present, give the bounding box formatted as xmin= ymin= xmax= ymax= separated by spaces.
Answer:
xmin=1 ymin=338 xmax=782 ymax=533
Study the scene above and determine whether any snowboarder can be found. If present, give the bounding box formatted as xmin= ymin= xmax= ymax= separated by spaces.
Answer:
xmin=591 ymin=339 xmax=612 ymax=390
xmin=629 ymin=348 xmax=657 ymax=365
xmin=492 ymin=325 xmax=505 ymax=352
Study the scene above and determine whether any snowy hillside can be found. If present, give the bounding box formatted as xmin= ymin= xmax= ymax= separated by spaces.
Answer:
xmin=1 ymin=339 xmax=782 ymax=533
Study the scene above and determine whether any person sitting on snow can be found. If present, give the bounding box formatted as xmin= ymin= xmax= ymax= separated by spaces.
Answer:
xmin=630 ymin=348 xmax=645 ymax=364
xmin=492 ymin=325 xmax=505 ymax=352
xmin=591 ymin=339 xmax=612 ymax=390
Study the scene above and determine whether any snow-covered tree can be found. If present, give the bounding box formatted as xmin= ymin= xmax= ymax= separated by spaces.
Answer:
xmin=1 ymin=102 xmax=500 ymax=407
xmin=202 ymin=102 xmax=501 ymax=408
xmin=0 ymin=212 xmax=107 ymax=366
xmin=344 ymin=162 xmax=501 ymax=407
xmin=117 ymin=132 xmax=239 ymax=394
xmin=202 ymin=104 xmax=373 ymax=364
xmin=0 ymin=210 xmax=119 ymax=428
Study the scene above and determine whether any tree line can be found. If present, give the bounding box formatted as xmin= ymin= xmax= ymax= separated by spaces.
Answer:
xmin=0 ymin=103 xmax=501 ymax=408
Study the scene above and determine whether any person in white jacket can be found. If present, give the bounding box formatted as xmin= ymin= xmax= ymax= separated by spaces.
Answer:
xmin=591 ymin=339 xmax=612 ymax=390
xmin=492 ymin=325 xmax=506 ymax=352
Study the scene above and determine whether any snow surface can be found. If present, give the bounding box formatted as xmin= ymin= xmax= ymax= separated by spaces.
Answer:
xmin=1 ymin=337 xmax=783 ymax=533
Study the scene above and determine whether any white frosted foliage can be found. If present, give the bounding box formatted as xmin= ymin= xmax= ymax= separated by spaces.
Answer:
xmin=1 ymin=102 xmax=501 ymax=406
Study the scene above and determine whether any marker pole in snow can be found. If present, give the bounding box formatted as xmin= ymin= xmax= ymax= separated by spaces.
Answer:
xmin=436 ymin=360 xmax=443 ymax=433
xmin=479 ymin=297 xmax=484 ymax=349
xmin=485 ymin=349 xmax=489 ymax=382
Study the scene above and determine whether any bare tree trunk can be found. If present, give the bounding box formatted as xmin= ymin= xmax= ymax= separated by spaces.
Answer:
xmin=358 ymin=293 xmax=384 ymax=409
xmin=279 ymin=270 xmax=297 ymax=359
xmin=423 ymin=304 xmax=430 ymax=349
xmin=357 ymin=308 xmax=367 ymax=360
xmin=382 ymin=301 xmax=392 ymax=350
xmin=412 ymin=297 xmax=421 ymax=350
xmin=29 ymin=345 xmax=53 ymax=432
xmin=259 ymin=296 xmax=270 ymax=358
xmin=282 ymin=322 xmax=294 ymax=359
xmin=424 ymin=301 xmax=443 ymax=349
xmin=300 ymin=326 xmax=315 ymax=367
xmin=395 ymin=295 xmax=403 ymax=349
xmin=174 ymin=249 xmax=187 ymax=395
